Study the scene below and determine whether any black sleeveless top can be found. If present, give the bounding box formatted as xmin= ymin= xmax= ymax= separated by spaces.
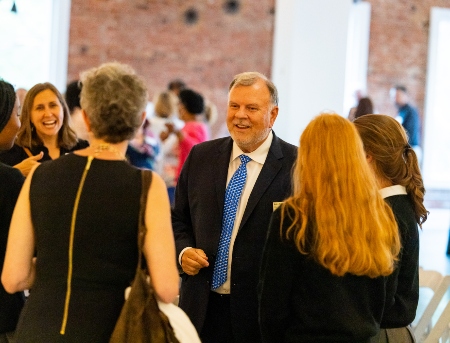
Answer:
xmin=15 ymin=154 xmax=142 ymax=342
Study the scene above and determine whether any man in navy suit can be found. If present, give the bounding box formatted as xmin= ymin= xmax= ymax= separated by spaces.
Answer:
xmin=172 ymin=72 xmax=297 ymax=343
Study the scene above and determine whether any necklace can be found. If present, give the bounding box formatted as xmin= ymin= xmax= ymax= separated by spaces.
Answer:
xmin=91 ymin=143 xmax=126 ymax=161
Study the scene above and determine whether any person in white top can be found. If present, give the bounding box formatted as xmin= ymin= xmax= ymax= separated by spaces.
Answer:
xmin=148 ymin=91 xmax=183 ymax=204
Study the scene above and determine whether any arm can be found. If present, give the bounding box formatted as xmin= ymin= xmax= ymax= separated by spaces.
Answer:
xmin=382 ymin=198 xmax=420 ymax=325
xmin=171 ymin=145 xmax=209 ymax=274
xmin=14 ymin=152 xmax=43 ymax=176
xmin=258 ymin=208 xmax=294 ymax=343
xmin=2 ymin=165 xmax=38 ymax=293
xmin=178 ymin=122 xmax=208 ymax=153
xmin=143 ymin=172 xmax=180 ymax=303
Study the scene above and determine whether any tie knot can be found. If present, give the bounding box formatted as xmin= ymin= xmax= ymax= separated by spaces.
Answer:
xmin=239 ymin=154 xmax=251 ymax=165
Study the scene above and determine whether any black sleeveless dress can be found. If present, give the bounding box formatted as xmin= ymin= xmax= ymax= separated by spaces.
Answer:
xmin=14 ymin=154 xmax=142 ymax=342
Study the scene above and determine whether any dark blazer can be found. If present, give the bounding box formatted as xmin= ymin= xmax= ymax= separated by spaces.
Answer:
xmin=381 ymin=195 xmax=419 ymax=328
xmin=172 ymin=132 xmax=297 ymax=342
xmin=0 ymin=163 xmax=25 ymax=333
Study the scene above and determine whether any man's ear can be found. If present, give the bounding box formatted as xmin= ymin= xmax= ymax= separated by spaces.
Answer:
xmin=141 ymin=111 xmax=147 ymax=126
xmin=269 ymin=106 xmax=279 ymax=128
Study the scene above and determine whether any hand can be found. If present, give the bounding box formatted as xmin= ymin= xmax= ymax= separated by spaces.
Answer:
xmin=14 ymin=152 xmax=44 ymax=176
xmin=165 ymin=122 xmax=175 ymax=133
xmin=181 ymin=248 xmax=209 ymax=276
xmin=160 ymin=130 xmax=169 ymax=142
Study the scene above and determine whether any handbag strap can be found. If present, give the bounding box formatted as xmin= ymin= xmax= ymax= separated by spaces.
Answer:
xmin=61 ymin=155 xmax=95 ymax=335
xmin=136 ymin=170 xmax=153 ymax=271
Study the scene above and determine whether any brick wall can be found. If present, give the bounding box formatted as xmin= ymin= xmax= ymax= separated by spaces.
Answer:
xmin=366 ymin=0 xmax=450 ymax=121
xmin=68 ymin=0 xmax=450 ymax=138
xmin=67 ymin=0 xmax=276 ymax=137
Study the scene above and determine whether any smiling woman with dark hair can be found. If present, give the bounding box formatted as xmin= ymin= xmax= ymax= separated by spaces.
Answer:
xmin=0 ymin=82 xmax=89 ymax=176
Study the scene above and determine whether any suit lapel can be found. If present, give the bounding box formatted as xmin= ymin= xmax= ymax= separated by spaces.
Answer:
xmin=214 ymin=138 xmax=233 ymax=222
xmin=239 ymin=134 xmax=284 ymax=230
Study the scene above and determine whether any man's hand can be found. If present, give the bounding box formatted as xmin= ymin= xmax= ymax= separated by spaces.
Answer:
xmin=181 ymin=248 xmax=209 ymax=276
xmin=14 ymin=152 xmax=44 ymax=176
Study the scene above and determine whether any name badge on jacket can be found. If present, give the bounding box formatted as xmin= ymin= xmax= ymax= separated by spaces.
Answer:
xmin=273 ymin=202 xmax=283 ymax=211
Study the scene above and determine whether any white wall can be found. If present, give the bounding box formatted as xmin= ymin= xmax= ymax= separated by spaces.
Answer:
xmin=422 ymin=7 xmax=450 ymax=189
xmin=344 ymin=2 xmax=371 ymax=115
xmin=49 ymin=0 xmax=72 ymax=92
xmin=271 ymin=0 xmax=369 ymax=146
xmin=0 ymin=0 xmax=71 ymax=92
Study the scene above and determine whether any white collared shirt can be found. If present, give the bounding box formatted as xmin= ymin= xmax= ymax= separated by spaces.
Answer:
xmin=379 ymin=184 xmax=407 ymax=199
xmin=214 ymin=131 xmax=274 ymax=293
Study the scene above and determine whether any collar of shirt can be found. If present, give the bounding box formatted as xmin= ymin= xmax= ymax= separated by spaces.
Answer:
xmin=379 ymin=184 xmax=407 ymax=199
xmin=230 ymin=130 xmax=273 ymax=165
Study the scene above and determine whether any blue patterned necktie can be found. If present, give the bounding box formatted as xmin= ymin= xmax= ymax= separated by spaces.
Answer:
xmin=212 ymin=154 xmax=252 ymax=290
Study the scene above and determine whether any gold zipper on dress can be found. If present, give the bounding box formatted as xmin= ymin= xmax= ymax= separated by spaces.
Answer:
xmin=60 ymin=156 xmax=94 ymax=335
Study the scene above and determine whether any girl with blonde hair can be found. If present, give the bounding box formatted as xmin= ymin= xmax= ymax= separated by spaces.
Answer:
xmin=259 ymin=113 xmax=401 ymax=342
xmin=354 ymin=114 xmax=427 ymax=343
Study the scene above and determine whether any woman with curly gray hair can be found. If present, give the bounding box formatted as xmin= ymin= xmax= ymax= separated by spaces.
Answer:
xmin=2 ymin=62 xmax=179 ymax=342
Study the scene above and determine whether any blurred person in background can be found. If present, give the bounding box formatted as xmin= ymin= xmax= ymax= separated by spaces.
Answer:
xmin=65 ymin=80 xmax=90 ymax=142
xmin=353 ymin=97 xmax=374 ymax=119
xmin=161 ymin=89 xmax=209 ymax=202
xmin=149 ymin=91 xmax=181 ymax=205
xmin=15 ymin=88 xmax=27 ymax=115
xmin=390 ymin=85 xmax=421 ymax=162
xmin=126 ymin=118 xmax=159 ymax=170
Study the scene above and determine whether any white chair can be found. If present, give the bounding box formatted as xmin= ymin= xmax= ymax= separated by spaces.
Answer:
xmin=423 ymin=300 xmax=450 ymax=342
xmin=413 ymin=267 xmax=450 ymax=342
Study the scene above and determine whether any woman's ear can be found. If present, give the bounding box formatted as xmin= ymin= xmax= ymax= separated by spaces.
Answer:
xmin=81 ymin=110 xmax=92 ymax=132
xmin=366 ymin=154 xmax=373 ymax=164
xmin=141 ymin=111 xmax=147 ymax=126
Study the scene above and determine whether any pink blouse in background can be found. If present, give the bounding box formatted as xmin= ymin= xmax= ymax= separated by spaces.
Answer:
xmin=176 ymin=121 xmax=210 ymax=179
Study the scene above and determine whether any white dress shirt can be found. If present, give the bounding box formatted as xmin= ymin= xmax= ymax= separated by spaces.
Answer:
xmin=214 ymin=131 xmax=273 ymax=294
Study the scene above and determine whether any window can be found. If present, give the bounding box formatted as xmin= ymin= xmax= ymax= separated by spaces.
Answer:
xmin=0 ymin=0 xmax=71 ymax=91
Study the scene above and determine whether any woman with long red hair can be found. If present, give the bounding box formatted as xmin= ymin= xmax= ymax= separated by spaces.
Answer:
xmin=259 ymin=113 xmax=401 ymax=342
